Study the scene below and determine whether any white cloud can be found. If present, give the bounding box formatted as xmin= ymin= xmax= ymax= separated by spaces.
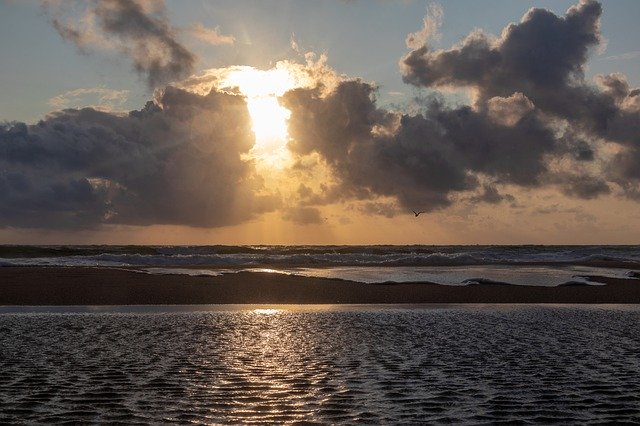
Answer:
xmin=602 ymin=51 xmax=640 ymax=61
xmin=48 ymin=87 xmax=129 ymax=111
xmin=189 ymin=22 xmax=235 ymax=45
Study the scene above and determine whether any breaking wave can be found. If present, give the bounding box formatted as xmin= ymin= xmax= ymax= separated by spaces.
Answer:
xmin=1 ymin=245 xmax=639 ymax=268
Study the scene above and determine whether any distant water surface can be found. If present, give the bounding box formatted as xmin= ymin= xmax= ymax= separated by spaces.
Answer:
xmin=2 ymin=245 xmax=640 ymax=286
xmin=2 ymin=244 xmax=640 ymax=267
xmin=1 ymin=305 xmax=639 ymax=424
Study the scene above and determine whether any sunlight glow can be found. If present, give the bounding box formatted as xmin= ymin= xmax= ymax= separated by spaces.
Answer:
xmin=253 ymin=308 xmax=281 ymax=315
xmin=219 ymin=65 xmax=301 ymax=167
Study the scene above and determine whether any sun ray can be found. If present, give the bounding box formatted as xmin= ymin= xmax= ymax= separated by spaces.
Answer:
xmin=218 ymin=66 xmax=301 ymax=167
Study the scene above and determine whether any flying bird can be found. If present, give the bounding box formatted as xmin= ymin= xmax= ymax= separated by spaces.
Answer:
xmin=412 ymin=210 xmax=426 ymax=217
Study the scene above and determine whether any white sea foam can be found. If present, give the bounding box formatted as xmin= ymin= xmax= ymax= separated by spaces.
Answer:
xmin=127 ymin=265 xmax=634 ymax=286
xmin=141 ymin=268 xmax=225 ymax=277
xmin=2 ymin=245 xmax=639 ymax=286
xmin=240 ymin=265 xmax=632 ymax=286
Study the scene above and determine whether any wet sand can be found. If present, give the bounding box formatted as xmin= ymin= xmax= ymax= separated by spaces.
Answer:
xmin=0 ymin=266 xmax=639 ymax=305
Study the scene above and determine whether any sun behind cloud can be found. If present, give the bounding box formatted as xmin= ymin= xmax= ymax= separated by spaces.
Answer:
xmin=218 ymin=65 xmax=302 ymax=167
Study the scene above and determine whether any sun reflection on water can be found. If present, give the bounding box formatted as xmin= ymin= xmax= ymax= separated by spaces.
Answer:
xmin=212 ymin=309 xmax=335 ymax=423
xmin=253 ymin=308 xmax=281 ymax=315
xmin=4 ymin=309 xmax=638 ymax=423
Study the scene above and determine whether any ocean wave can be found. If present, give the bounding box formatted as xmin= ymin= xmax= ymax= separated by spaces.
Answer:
xmin=1 ymin=245 xmax=639 ymax=267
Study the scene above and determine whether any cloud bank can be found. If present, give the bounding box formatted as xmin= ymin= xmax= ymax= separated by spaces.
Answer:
xmin=0 ymin=87 xmax=276 ymax=228
xmin=283 ymin=0 xmax=639 ymax=213
xmin=2 ymin=0 xmax=639 ymax=231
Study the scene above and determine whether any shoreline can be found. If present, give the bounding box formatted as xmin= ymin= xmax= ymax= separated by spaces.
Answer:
xmin=1 ymin=267 xmax=639 ymax=305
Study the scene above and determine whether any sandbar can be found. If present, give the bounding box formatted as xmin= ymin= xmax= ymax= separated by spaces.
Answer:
xmin=1 ymin=267 xmax=639 ymax=305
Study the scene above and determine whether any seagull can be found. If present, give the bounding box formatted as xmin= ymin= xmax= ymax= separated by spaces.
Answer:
xmin=412 ymin=210 xmax=426 ymax=217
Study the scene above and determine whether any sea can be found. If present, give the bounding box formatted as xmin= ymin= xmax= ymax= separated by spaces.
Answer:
xmin=1 ymin=244 xmax=640 ymax=286
xmin=2 ymin=245 xmax=640 ymax=423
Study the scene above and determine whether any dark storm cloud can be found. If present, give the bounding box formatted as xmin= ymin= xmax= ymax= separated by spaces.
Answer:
xmin=48 ymin=0 xmax=196 ymax=88
xmin=400 ymin=0 xmax=640 ymax=180
xmin=399 ymin=0 xmax=632 ymax=142
xmin=400 ymin=0 xmax=626 ymax=135
xmin=0 ymin=88 xmax=277 ymax=229
xmin=282 ymin=80 xmax=557 ymax=212
xmin=283 ymin=81 xmax=462 ymax=211
xmin=573 ymin=140 xmax=595 ymax=162
xmin=401 ymin=0 xmax=603 ymax=102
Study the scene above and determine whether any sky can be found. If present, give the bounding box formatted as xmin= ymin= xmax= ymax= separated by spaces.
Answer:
xmin=1 ymin=0 xmax=640 ymax=245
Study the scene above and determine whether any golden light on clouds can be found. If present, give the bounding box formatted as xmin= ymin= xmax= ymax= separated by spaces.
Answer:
xmin=179 ymin=56 xmax=334 ymax=171
xmin=218 ymin=65 xmax=304 ymax=168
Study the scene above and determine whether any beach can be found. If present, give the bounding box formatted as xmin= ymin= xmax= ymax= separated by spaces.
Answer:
xmin=1 ymin=266 xmax=639 ymax=305
xmin=3 ymin=260 xmax=640 ymax=423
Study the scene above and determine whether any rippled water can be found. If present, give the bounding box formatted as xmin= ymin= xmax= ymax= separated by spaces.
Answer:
xmin=1 ymin=305 xmax=639 ymax=424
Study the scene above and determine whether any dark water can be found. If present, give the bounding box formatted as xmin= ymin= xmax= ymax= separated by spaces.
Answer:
xmin=1 ymin=306 xmax=639 ymax=424
xmin=2 ymin=244 xmax=640 ymax=267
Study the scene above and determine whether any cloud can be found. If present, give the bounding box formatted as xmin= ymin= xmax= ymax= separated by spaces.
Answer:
xmin=397 ymin=0 xmax=640 ymax=200
xmin=279 ymin=0 xmax=640 ymax=216
xmin=467 ymin=184 xmax=515 ymax=205
xmin=602 ymin=51 xmax=640 ymax=61
xmin=401 ymin=0 xmax=603 ymax=93
xmin=357 ymin=202 xmax=401 ymax=218
xmin=405 ymin=2 xmax=443 ymax=50
xmin=47 ymin=0 xmax=196 ymax=88
xmin=5 ymin=0 xmax=640 ymax=231
xmin=486 ymin=92 xmax=534 ymax=127
xmin=398 ymin=0 xmax=614 ymax=134
xmin=48 ymin=87 xmax=129 ymax=111
xmin=0 ymin=86 xmax=278 ymax=229
xmin=189 ymin=22 xmax=235 ymax=45
xmin=555 ymin=173 xmax=611 ymax=199
xmin=282 ymin=207 xmax=323 ymax=225
xmin=282 ymin=79 xmax=558 ymax=212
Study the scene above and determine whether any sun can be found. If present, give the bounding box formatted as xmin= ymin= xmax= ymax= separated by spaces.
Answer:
xmin=219 ymin=65 xmax=301 ymax=167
